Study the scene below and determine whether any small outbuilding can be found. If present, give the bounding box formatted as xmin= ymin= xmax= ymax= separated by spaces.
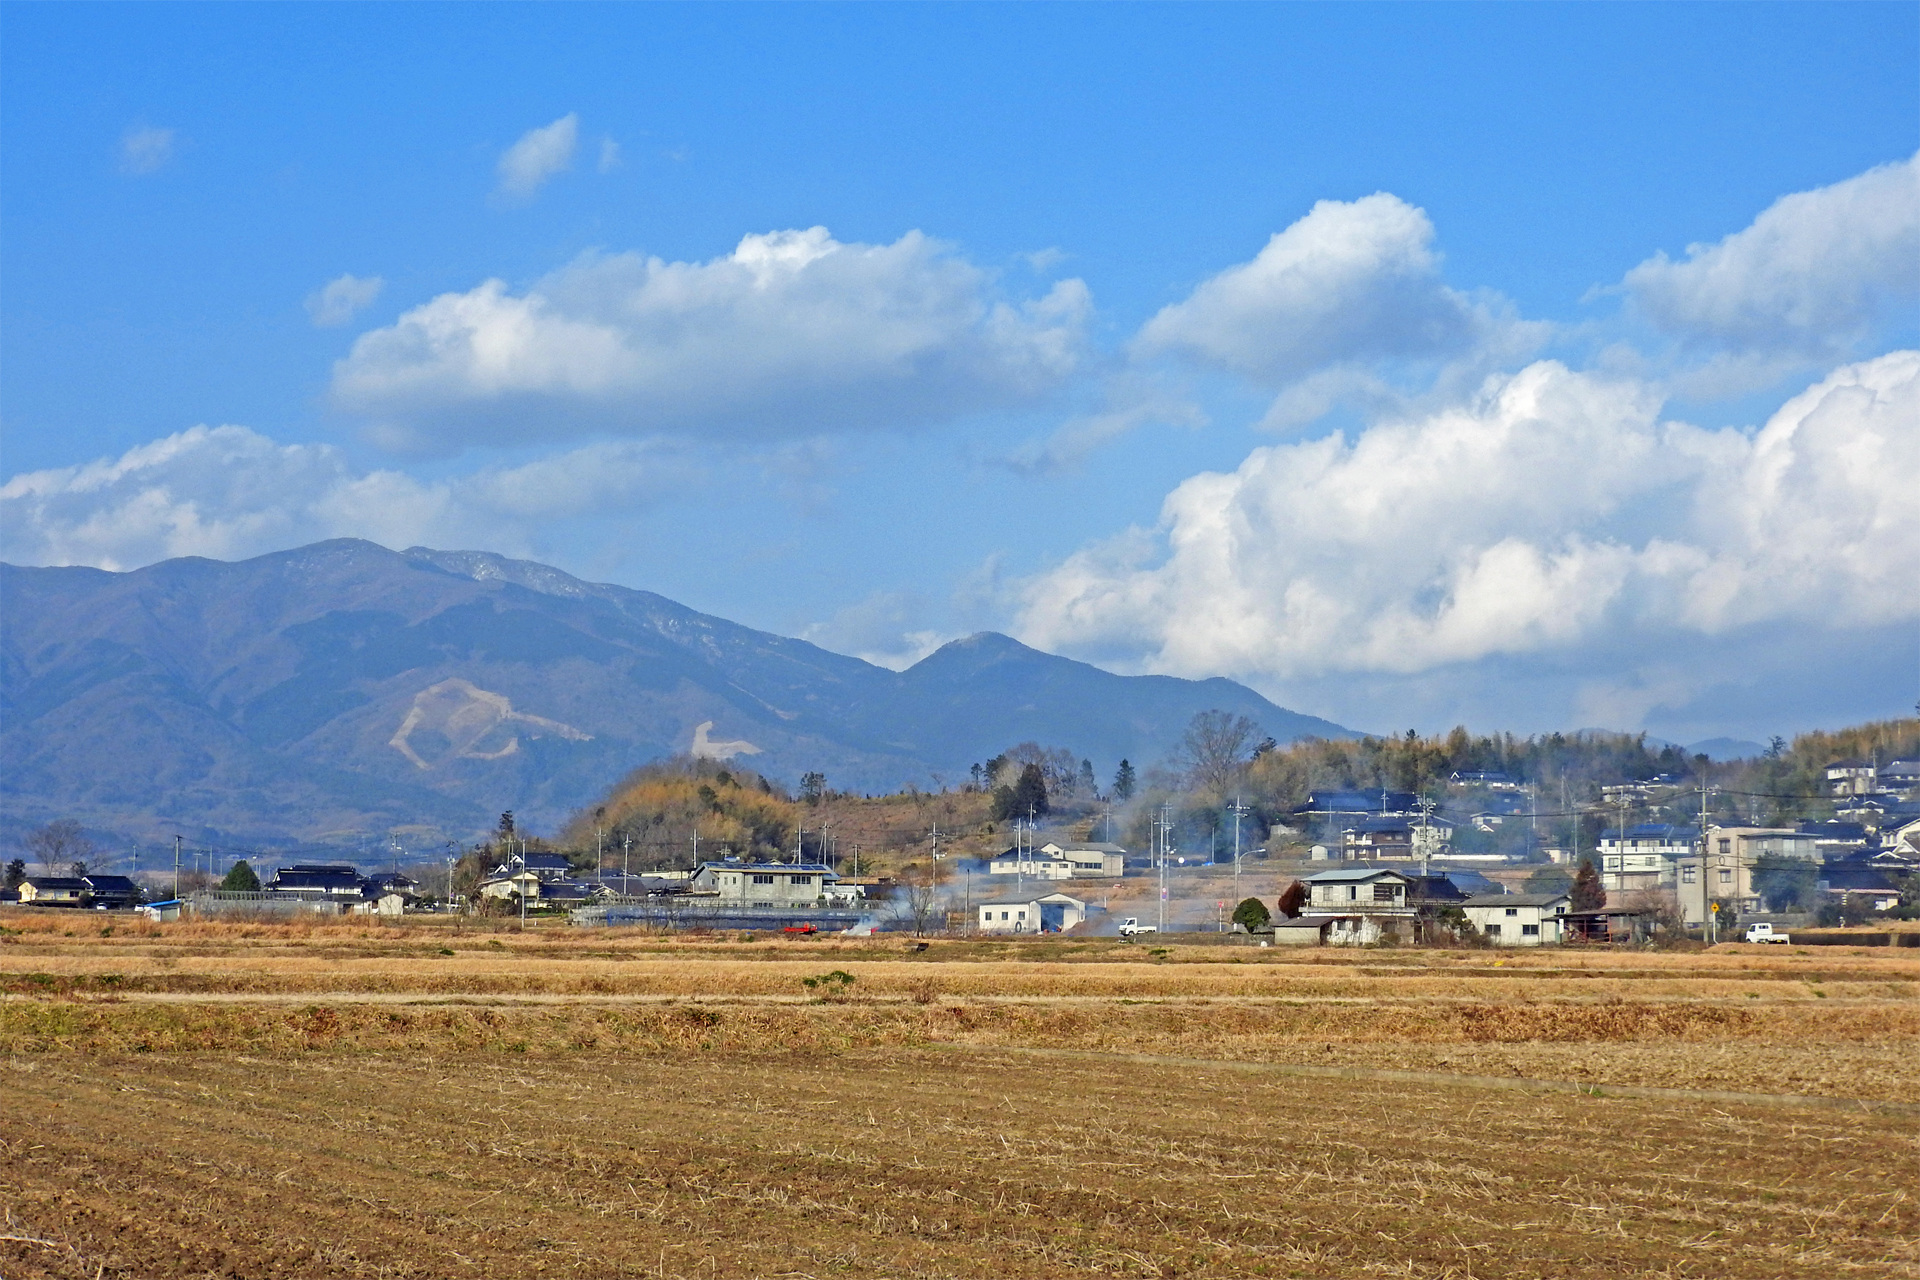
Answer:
xmin=1460 ymin=892 xmax=1571 ymax=945
xmin=975 ymin=891 xmax=1087 ymax=934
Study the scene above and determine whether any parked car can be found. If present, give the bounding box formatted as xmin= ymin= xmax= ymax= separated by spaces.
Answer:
xmin=782 ymin=922 xmax=820 ymax=935
xmin=1743 ymin=922 xmax=1790 ymax=944
xmin=1117 ymin=917 xmax=1157 ymax=937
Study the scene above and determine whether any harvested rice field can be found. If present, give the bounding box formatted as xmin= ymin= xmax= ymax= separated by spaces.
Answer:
xmin=1 ymin=913 xmax=1916 ymax=1278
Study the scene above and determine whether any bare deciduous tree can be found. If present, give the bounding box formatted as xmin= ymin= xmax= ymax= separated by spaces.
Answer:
xmin=1175 ymin=711 xmax=1262 ymax=796
xmin=895 ymin=872 xmax=942 ymax=936
xmin=26 ymin=819 xmax=93 ymax=877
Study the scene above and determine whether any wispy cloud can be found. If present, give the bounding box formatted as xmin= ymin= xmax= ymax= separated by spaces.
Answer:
xmin=304 ymin=274 xmax=385 ymax=328
xmin=119 ymin=124 xmax=176 ymax=176
xmin=496 ymin=113 xmax=579 ymax=200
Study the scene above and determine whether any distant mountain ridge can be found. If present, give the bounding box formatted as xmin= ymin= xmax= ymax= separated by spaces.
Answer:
xmin=1 ymin=540 xmax=1352 ymax=846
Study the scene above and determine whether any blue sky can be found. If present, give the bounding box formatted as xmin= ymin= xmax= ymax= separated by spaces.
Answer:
xmin=4 ymin=3 xmax=1917 ymax=743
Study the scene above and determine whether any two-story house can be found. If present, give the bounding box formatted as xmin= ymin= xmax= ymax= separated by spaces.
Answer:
xmin=1826 ymin=760 xmax=1878 ymax=797
xmin=1299 ymin=867 xmax=1416 ymax=945
xmin=689 ymin=860 xmax=840 ymax=908
xmin=1598 ymin=824 xmax=1695 ymax=895
xmin=266 ymin=863 xmax=369 ymax=901
xmin=1339 ymin=816 xmax=1452 ymax=861
xmin=987 ymin=847 xmax=1076 ymax=880
xmin=988 ymin=842 xmax=1127 ymax=879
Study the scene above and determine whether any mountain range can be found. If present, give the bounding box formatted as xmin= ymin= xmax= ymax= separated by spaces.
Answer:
xmin=1 ymin=540 xmax=1352 ymax=848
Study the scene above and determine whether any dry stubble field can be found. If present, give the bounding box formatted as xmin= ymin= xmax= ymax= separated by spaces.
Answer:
xmin=1 ymin=913 xmax=1916 ymax=1279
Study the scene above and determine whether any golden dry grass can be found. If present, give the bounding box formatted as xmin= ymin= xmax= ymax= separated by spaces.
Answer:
xmin=1 ymin=914 xmax=1916 ymax=1278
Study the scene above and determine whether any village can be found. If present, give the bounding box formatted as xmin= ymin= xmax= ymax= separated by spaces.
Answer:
xmin=11 ymin=747 xmax=1916 ymax=950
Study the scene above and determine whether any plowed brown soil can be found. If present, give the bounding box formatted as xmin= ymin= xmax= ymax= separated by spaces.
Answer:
xmin=1 ymin=915 xmax=1915 ymax=1278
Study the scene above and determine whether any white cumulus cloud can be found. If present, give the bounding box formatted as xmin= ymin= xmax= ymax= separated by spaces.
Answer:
xmin=119 ymin=125 xmax=175 ymax=176
xmin=496 ymin=113 xmax=579 ymax=199
xmin=1017 ymin=351 xmax=1920 ymax=686
xmin=305 ymin=274 xmax=386 ymax=328
xmin=330 ymin=226 xmax=1090 ymax=450
xmin=1621 ymin=153 xmax=1920 ymax=360
xmin=0 ymin=426 xmax=691 ymax=572
xmin=1134 ymin=193 xmax=1538 ymax=391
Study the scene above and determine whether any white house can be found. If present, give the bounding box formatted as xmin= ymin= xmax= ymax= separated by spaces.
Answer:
xmin=688 ymin=860 xmax=841 ymax=907
xmin=988 ymin=842 xmax=1126 ymax=879
xmin=1825 ymin=760 xmax=1878 ymax=797
xmin=987 ymin=848 xmax=1076 ymax=880
xmin=1598 ymin=824 xmax=1694 ymax=895
xmin=1460 ymin=892 xmax=1570 ymax=945
xmin=1298 ymin=868 xmax=1416 ymax=945
xmin=1042 ymin=842 xmax=1126 ymax=877
xmin=975 ymin=891 xmax=1086 ymax=934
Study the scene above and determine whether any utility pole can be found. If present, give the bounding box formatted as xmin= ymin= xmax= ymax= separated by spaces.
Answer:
xmin=622 ymin=833 xmax=631 ymax=886
xmin=172 ymin=834 xmax=182 ymax=901
xmin=930 ymin=823 xmax=943 ymax=931
xmin=1230 ymin=797 xmax=1248 ymax=916
xmin=1704 ymin=775 xmax=1720 ymax=948
xmin=1158 ymin=802 xmax=1171 ymax=934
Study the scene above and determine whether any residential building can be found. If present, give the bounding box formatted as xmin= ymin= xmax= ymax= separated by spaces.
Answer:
xmin=975 ymin=892 xmax=1086 ymax=934
xmin=1675 ymin=847 xmax=1760 ymax=927
xmin=81 ymin=874 xmax=142 ymax=910
xmin=1448 ymin=770 xmax=1522 ymax=791
xmin=266 ymin=864 xmax=369 ymax=901
xmin=489 ymin=852 xmax=573 ymax=881
xmin=1880 ymin=760 xmax=1920 ymax=794
xmin=1799 ymin=820 xmax=1872 ymax=859
xmin=1709 ymin=826 xmax=1820 ymax=865
xmin=1825 ymin=760 xmax=1878 ymax=797
xmin=1598 ymin=824 xmax=1694 ymax=895
xmin=1460 ymin=892 xmax=1571 ymax=946
xmin=1041 ymin=842 xmax=1127 ymax=877
xmin=1339 ymin=815 xmax=1452 ymax=861
xmin=16 ymin=876 xmax=88 ymax=907
xmin=1297 ymin=789 xmax=1419 ymax=818
xmin=1818 ymin=855 xmax=1907 ymax=915
xmin=688 ymin=860 xmax=840 ymax=907
xmin=1296 ymin=868 xmax=1416 ymax=945
xmin=987 ymin=847 xmax=1075 ymax=880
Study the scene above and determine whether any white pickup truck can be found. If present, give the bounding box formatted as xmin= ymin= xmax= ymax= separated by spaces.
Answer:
xmin=1117 ymin=917 xmax=1157 ymax=937
xmin=1744 ymin=922 xmax=1790 ymax=944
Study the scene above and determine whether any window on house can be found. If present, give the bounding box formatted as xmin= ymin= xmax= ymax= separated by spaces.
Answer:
xmin=1486 ymin=923 xmax=1502 ymax=937
xmin=789 ymin=875 xmax=813 ymax=885
xmin=1347 ymin=886 xmax=1358 ymax=901
xmin=752 ymin=874 xmax=775 ymax=885
xmin=1373 ymin=884 xmax=1398 ymax=902
xmin=1718 ymin=868 xmax=1733 ymax=884
xmin=1505 ymin=907 xmax=1518 ymax=916
xmin=1719 ymin=839 xmax=1731 ymax=855
xmin=1683 ymin=867 xmax=1697 ymax=884
xmin=1521 ymin=924 xmax=1540 ymax=936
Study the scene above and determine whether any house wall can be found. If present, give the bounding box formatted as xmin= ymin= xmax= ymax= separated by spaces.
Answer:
xmin=978 ymin=903 xmax=1036 ymax=933
xmin=1465 ymin=903 xmax=1565 ymax=945
xmin=698 ymin=869 xmax=831 ymax=905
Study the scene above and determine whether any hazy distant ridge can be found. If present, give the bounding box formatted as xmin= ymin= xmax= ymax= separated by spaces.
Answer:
xmin=0 ymin=540 xmax=1349 ymax=845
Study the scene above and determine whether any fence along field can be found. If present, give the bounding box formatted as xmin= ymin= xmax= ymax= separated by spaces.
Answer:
xmin=1 ymin=913 xmax=1916 ymax=1279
